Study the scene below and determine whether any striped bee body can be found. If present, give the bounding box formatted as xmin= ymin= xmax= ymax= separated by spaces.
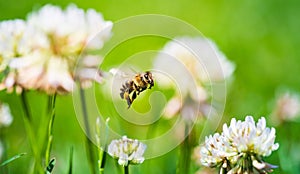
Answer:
xmin=120 ymin=71 xmax=154 ymax=108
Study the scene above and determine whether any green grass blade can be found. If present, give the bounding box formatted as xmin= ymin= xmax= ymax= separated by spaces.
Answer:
xmin=0 ymin=153 xmax=26 ymax=167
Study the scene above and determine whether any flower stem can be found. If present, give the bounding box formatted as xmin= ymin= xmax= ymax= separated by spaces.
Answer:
xmin=45 ymin=93 xmax=57 ymax=167
xmin=20 ymin=91 xmax=31 ymax=121
xmin=176 ymin=123 xmax=192 ymax=174
xmin=79 ymin=88 xmax=97 ymax=174
xmin=98 ymin=145 xmax=107 ymax=174
xmin=124 ymin=165 xmax=129 ymax=174
xmin=96 ymin=118 xmax=109 ymax=174
xmin=20 ymin=91 xmax=43 ymax=174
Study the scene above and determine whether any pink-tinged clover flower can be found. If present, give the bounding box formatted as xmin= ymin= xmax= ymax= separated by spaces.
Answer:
xmin=0 ymin=4 xmax=112 ymax=94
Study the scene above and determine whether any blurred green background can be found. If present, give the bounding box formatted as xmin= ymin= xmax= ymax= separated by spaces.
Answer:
xmin=1 ymin=0 xmax=300 ymax=173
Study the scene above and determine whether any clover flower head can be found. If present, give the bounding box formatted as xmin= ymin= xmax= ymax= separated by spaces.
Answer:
xmin=108 ymin=136 xmax=146 ymax=166
xmin=0 ymin=4 xmax=112 ymax=94
xmin=200 ymin=133 xmax=237 ymax=167
xmin=199 ymin=116 xmax=279 ymax=173
xmin=222 ymin=116 xmax=279 ymax=157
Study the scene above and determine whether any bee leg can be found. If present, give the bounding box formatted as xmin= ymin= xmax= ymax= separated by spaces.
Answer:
xmin=127 ymin=91 xmax=137 ymax=109
xmin=149 ymin=83 xmax=154 ymax=89
xmin=126 ymin=98 xmax=132 ymax=108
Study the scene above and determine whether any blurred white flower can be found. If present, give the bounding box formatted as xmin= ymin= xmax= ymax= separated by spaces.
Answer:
xmin=198 ymin=116 xmax=279 ymax=173
xmin=0 ymin=103 xmax=13 ymax=127
xmin=0 ymin=19 xmax=27 ymax=93
xmin=0 ymin=4 xmax=112 ymax=94
xmin=272 ymin=92 xmax=300 ymax=123
xmin=154 ymin=37 xmax=234 ymax=92
xmin=154 ymin=37 xmax=234 ymax=120
xmin=163 ymin=86 xmax=209 ymax=121
xmin=108 ymin=136 xmax=146 ymax=166
xmin=163 ymin=97 xmax=182 ymax=119
xmin=27 ymin=4 xmax=112 ymax=53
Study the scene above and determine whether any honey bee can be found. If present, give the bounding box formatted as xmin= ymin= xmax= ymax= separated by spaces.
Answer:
xmin=120 ymin=71 xmax=154 ymax=108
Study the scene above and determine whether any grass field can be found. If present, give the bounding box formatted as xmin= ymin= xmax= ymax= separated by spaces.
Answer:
xmin=0 ymin=0 xmax=300 ymax=173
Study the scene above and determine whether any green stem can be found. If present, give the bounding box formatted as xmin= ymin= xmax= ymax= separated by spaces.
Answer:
xmin=20 ymin=91 xmax=43 ymax=174
xmin=79 ymin=88 xmax=97 ymax=174
xmin=45 ymin=93 xmax=57 ymax=167
xmin=47 ymin=95 xmax=53 ymax=114
xmin=80 ymin=88 xmax=91 ymax=137
xmin=176 ymin=123 xmax=192 ymax=174
xmin=124 ymin=165 xmax=129 ymax=174
xmin=20 ymin=91 xmax=31 ymax=121
xmin=98 ymin=118 xmax=110 ymax=173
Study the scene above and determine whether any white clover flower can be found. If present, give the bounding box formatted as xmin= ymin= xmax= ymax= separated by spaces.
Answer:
xmin=222 ymin=116 xmax=279 ymax=157
xmin=0 ymin=103 xmax=13 ymax=127
xmin=200 ymin=133 xmax=237 ymax=167
xmin=0 ymin=4 xmax=112 ymax=94
xmin=108 ymin=136 xmax=146 ymax=166
xmin=198 ymin=116 xmax=279 ymax=173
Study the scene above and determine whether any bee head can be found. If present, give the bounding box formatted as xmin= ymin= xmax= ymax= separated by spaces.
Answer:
xmin=143 ymin=71 xmax=154 ymax=85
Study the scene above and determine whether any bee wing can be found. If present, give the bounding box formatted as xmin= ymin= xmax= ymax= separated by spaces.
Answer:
xmin=109 ymin=68 xmax=129 ymax=78
xmin=109 ymin=67 xmax=144 ymax=81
